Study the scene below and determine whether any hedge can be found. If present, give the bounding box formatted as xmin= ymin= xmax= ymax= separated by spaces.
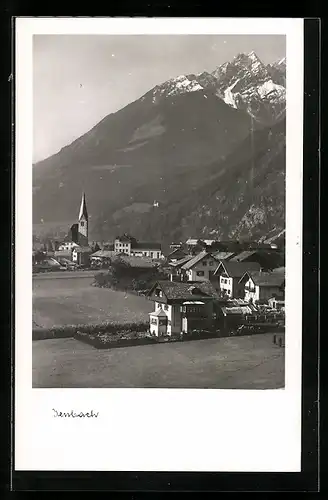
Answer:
xmin=32 ymin=321 xmax=149 ymax=341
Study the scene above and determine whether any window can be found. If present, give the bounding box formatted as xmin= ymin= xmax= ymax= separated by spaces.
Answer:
xmin=80 ymin=222 xmax=84 ymax=227
xmin=202 ymin=260 xmax=207 ymax=266
xmin=150 ymin=252 xmax=153 ymax=258
xmin=227 ymin=289 xmax=230 ymax=295
xmin=196 ymin=271 xmax=205 ymax=276
xmin=164 ymin=304 xmax=169 ymax=311
xmin=209 ymin=261 xmax=213 ymax=266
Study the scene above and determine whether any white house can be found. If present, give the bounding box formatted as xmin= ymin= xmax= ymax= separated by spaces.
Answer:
xmin=147 ymin=280 xmax=220 ymax=336
xmin=180 ymin=251 xmax=220 ymax=282
xmin=239 ymin=271 xmax=285 ymax=304
xmin=72 ymin=246 xmax=93 ymax=265
xmin=58 ymin=241 xmax=79 ymax=252
xmin=114 ymin=235 xmax=163 ymax=259
xmin=212 ymin=261 xmax=261 ymax=298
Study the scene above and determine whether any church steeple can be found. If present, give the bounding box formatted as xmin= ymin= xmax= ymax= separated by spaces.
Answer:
xmin=79 ymin=192 xmax=88 ymax=221
xmin=78 ymin=192 xmax=88 ymax=245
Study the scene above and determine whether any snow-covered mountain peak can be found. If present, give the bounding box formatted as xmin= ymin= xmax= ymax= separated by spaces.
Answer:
xmin=151 ymin=74 xmax=204 ymax=103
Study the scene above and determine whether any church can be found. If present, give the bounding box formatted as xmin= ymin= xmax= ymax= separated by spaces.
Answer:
xmin=57 ymin=193 xmax=92 ymax=266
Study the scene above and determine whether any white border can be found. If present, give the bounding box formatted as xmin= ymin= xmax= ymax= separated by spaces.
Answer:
xmin=15 ymin=18 xmax=303 ymax=472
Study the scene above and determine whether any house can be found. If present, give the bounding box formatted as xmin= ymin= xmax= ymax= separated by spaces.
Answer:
xmin=58 ymin=241 xmax=79 ymax=252
xmin=166 ymin=247 xmax=188 ymax=263
xmin=114 ymin=234 xmax=163 ymax=259
xmin=130 ymin=242 xmax=163 ymax=259
xmin=147 ymin=280 xmax=220 ymax=336
xmin=72 ymin=246 xmax=93 ymax=266
xmin=211 ymin=251 xmax=236 ymax=261
xmin=168 ymin=255 xmax=194 ymax=281
xmin=268 ymin=297 xmax=285 ymax=310
xmin=212 ymin=261 xmax=261 ymax=298
xmin=180 ymin=251 xmax=219 ymax=282
xmin=54 ymin=249 xmax=73 ymax=263
xmin=90 ymin=249 xmax=116 ymax=267
xmin=239 ymin=270 xmax=285 ymax=304
xmin=230 ymin=250 xmax=284 ymax=271
xmin=185 ymin=238 xmax=199 ymax=246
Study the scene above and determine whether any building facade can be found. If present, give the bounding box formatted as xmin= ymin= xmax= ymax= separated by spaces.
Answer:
xmin=181 ymin=251 xmax=218 ymax=282
xmin=114 ymin=235 xmax=163 ymax=259
xmin=147 ymin=280 xmax=220 ymax=336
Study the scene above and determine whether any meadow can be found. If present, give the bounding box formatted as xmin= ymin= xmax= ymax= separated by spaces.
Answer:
xmin=33 ymin=333 xmax=285 ymax=389
xmin=32 ymin=274 xmax=153 ymax=329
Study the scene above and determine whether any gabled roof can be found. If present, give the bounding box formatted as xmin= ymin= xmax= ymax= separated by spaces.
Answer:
xmin=230 ymin=251 xmax=258 ymax=262
xmin=181 ymin=251 xmax=217 ymax=270
xmin=91 ymin=250 xmax=116 ymax=258
xmin=74 ymin=246 xmax=93 ymax=253
xmin=170 ymin=254 xmax=194 ymax=268
xmin=149 ymin=308 xmax=167 ymax=317
xmin=148 ymin=280 xmax=220 ymax=301
xmin=239 ymin=271 xmax=285 ymax=287
xmin=214 ymin=260 xmax=261 ymax=278
xmin=212 ymin=251 xmax=235 ymax=260
xmin=166 ymin=248 xmax=187 ymax=258
xmin=115 ymin=234 xmax=135 ymax=242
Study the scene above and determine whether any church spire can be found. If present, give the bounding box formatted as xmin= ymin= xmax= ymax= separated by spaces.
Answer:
xmin=78 ymin=192 xmax=88 ymax=221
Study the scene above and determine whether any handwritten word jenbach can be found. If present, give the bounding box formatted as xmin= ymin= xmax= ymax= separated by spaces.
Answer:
xmin=52 ymin=409 xmax=99 ymax=418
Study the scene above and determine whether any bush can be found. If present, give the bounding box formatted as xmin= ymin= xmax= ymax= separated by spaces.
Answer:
xmin=33 ymin=320 xmax=149 ymax=340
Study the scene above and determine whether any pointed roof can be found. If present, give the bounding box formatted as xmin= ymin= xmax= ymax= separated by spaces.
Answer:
xmin=214 ymin=260 xmax=261 ymax=278
xmin=78 ymin=192 xmax=88 ymax=220
xmin=149 ymin=308 xmax=167 ymax=317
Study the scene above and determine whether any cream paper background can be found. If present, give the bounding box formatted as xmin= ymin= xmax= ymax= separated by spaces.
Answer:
xmin=15 ymin=17 xmax=303 ymax=472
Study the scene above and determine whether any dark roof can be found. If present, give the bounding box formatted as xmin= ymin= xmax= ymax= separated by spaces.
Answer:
xmin=212 ymin=251 xmax=235 ymax=260
xmin=170 ymin=255 xmax=194 ymax=268
xmin=148 ymin=280 xmax=220 ymax=301
xmin=240 ymin=271 xmax=285 ymax=287
xmin=230 ymin=251 xmax=258 ymax=262
xmin=91 ymin=250 xmax=116 ymax=258
xmin=115 ymin=235 xmax=134 ymax=242
xmin=54 ymin=250 xmax=72 ymax=258
xmin=181 ymin=251 xmax=218 ymax=270
xmin=214 ymin=261 xmax=261 ymax=278
xmin=166 ymin=248 xmax=187 ymax=258
xmin=132 ymin=242 xmax=161 ymax=250
xmin=74 ymin=246 xmax=93 ymax=253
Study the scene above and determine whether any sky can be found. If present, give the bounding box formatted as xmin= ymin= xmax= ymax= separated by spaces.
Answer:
xmin=33 ymin=34 xmax=285 ymax=163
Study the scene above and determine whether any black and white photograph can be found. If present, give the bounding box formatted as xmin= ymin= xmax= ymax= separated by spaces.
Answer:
xmin=15 ymin=17 xmax=304 ymax=473
xmin=31 ymin=33 xmax=287 ymax=389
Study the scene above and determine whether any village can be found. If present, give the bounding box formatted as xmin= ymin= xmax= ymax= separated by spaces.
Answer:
xmin=33 ymin=193 xmax=285 ymax=343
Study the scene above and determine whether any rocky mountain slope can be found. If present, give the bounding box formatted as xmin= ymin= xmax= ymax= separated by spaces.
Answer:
xmin=91 ymin=118 xmax=285 ymax=243
xmin=33 ymin=51 xmax=286 ymax=243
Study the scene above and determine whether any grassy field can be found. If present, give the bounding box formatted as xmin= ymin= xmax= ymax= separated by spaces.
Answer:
xmin=33 ymin=333 xmax=285 ymax=389
xmin=33 ymin=275 xmax=153 ymax=328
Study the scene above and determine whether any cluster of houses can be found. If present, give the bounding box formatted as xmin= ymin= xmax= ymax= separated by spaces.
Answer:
xmin=33 ymin=192 xmax=286 ymax=337
xmin=145 ymin=243 xmax=285 ymax=337
xmin=33 ymin=193 xmax=164 ymax=270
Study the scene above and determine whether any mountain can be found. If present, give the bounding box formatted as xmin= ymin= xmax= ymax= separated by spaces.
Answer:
xmin=33 ymin=88 xmax=254 ymax=226
xmin=192 ymin=51 xmax=286 ymax=125
xmin=91 ymin=118 xmax=285 ymax=243
xmin=33 ymin=51 xmax=286 ymax=243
